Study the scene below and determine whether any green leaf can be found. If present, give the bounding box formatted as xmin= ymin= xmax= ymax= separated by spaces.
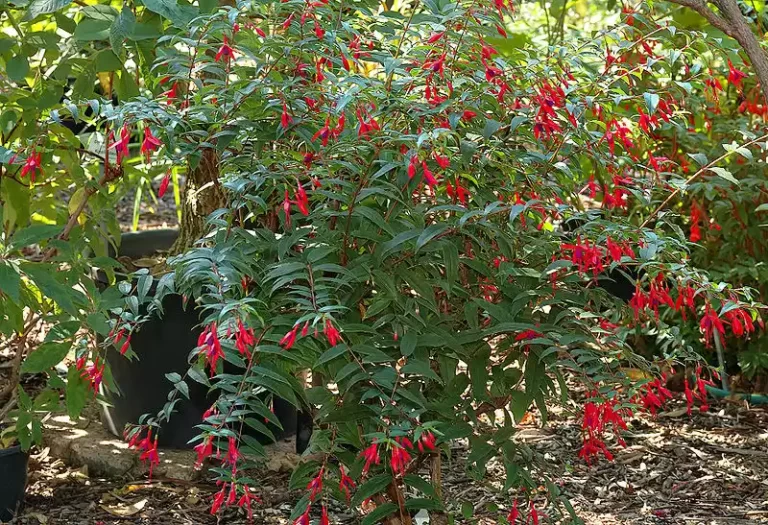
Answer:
xmin=708 ymin=167 xmax=739 ymax=185
xmin=22 ymin=342 xmax=70 ymax=373
xmin=94 ymin=49 xmax=122 ymax=72
xmin=401 ymin=358 xmax=443 ymax=384
xmin=7 ymin=54 xmax=30 ymax=83
xmin=22 ymin=262 xmax=84 ymax=316
xmin=141 ymin=0 xmax=197 ymax=26
xmin=416 ymin=223 xmax=449 ymax=251
xmin=0 ymin=261 xmax=21 ymax=303
xmin=756 ymin=203 xmax=768 ymax=212
xmin=644 ymin=92 xmax=659 ymax=114
xmin=400 ymin=331 xmax=417 ymax=357
xmin=352 ymin=473 xmax=392 ymax=506
xmin=362 ymin=503 xmax=398 ymax=525
xmin=73 ymin=19 xmax=111 ymax=41
xmin=66 ymin=366 xmax=88 ymax=419
xmin=110 ymin=8 xmax=136 ymax=58
xmin=316 ymin=344 xmax=347 ymax=366
xmin=403 ymin=474 xmax=440 ymax=500
xmin=24 ymin=0 xmax=72 ymax=20
xmin=10 ymin=224 xmax=60 ymax=249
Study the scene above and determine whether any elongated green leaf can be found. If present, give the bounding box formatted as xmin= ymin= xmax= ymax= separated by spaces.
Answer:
xmin=22 ymin=342 xmax=70 ymax=373
xmin=25 ymin=0 xmax=72 ymax=20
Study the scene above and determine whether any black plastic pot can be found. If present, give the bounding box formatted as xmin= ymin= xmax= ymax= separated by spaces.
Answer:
xmin=0 ymin=445 xmax=28 ymax=523
xmin=98 ymin=229 xmax=297 ymax=449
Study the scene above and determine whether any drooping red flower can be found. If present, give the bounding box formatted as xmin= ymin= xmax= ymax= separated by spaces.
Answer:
xmin=282 ymin=190 xmax=292 ymax=228
xmin=725 ymin=308 xmax=755 ymax=338
xmin=727 ymin=60 xmax=747 ymax=90
xmin=699 ymin=304 xmax=725 ymax=348
xmin=235 ymin=320 xmax=256 ymax=358
xmin=445 ymin=178 xmax=470 ymax=205
xmin=211 ymin=485 xmax=227 ymax=515
xmin=19 ymin=151 xmax=42 ymax=181
xmin=320 ymin=505 xmax=329 ymax=525
xmin=110 ymin=125 xmax=131 ymax=164
xmin=140 ymin=127 xmax=162 ymax=161
xmin=158 ymin=171 xmax=171 ymax=198
xmin=198 ymin=323 xmax=224 ymax=375
xmin=237 ymin=485 xmax=261 ymax=520
xmin=421 ymin=160 xmax=437 ymax=186
xmin=194 ymin=435 xmax=213 ymax=469
xmin=215 ymin=36 xmax=235 ymax=63
xmin=294 ymin=505 xmax=311 ymax=525
xmin=295 ymin=182 xmax=310 ymax=216
xmin=360 ymin=441 xmax=380 ymax=475
xmin=307 ymin=468 xmax=324 ymax=501
xmin=279 ymin=324 xmax=300 ymax=350
xmin=338 ymin=466 xmax=356 ymax=502
xmin=417 ymin=430 xmax=436 ymax=453
xmin=139 ymin=432 xmax=160 ymax=479
xmin=390 ymin=438 xmax=412 ymax=476
xmin=281 ymin=103 xmax=293 ymax=129
xmin=312 ymin=117 xmax=332 ymax=146
xmin=324 ymin=319 xmax=342 ymax=346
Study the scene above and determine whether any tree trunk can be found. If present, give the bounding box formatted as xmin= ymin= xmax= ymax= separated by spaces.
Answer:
xmin=169 ymin=148 xmax=226 ymax=255
xmin=715 ymin=0 xmax=768 ymax=104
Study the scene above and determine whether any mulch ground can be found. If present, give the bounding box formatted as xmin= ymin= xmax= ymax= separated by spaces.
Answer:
xmin=9 ymin=397 xmax=767 ymax=525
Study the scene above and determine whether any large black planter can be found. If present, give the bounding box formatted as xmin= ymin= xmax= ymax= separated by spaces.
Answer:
xmin=98 ymin=229 xmax=297 ymax=449
xmin=0 ymin=445 xmax=28 ymax=522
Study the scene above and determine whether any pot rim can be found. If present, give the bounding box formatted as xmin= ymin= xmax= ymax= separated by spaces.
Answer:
xmin=0 ymin=443 xmax=25 ymax=458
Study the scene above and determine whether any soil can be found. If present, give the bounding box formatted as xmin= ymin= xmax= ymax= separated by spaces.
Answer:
xmin=5 ymin=397 xmax=767 ymax=524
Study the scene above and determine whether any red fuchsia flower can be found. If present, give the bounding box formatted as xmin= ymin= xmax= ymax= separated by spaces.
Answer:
xmin=421 ymin=161 xmax=437 ymax=186
xmin=237 ymin=485 xmax=260 ymax=520
xmin=417 ymin=431 xmax=436 ymax=453
xmin=338 ymin=466 xmax=356 ymax=502
xmin=514 ymin=329 xmax=542 ymax=353
xmin=507 ymin=499 xmax=519 ymax=524
xmin=684 ymin=377 xmax=695 ymax=416
xmin=281 ymin=103 xmax=293 ymax=128
xmin=198 ymin=323 xmax=224 ymax=375
xmin=235 ymin=320 xmax=255 ymax=358
xmin=725 ymin=308 xmax=755 ymax=338
xmin=211 ymin=485 xmax=227 ymax=515
xmin=315 ymin=57 xmax=326 ymax=83
xmin=110 ymin=126 xmax=131 ymax=164
xmin=629 ymin=284 xmax=648 ymax=321
xmin=689 ymin=201 xmax=702 ymax=242
xmin=140 ymin=127 xmax=162 ymax=161
xmin=225 ymin=436 xmax=240 ymax=470
xmin=446 ymin=178 xmax=470 ymax=205
xmin=433 ymin=152 xmax=450 ymax=169
xmin=674 ymin=283 xmax=696 ymax=320
xmin=158 ymin=171 xmax=171 ymax=198
xmin=119 ymin=334 xmax=131 ymax=355
xmin=320 ymin=505 xmax=329 ymax=525
xmin=82 ymin=358 xmax=105 ymax=394
xmin=324 ymin=319 xmax=342 ymax=346
xmin=408 ymin=155 xmax=418 ymax=179
xmin=360 ymin=441 xmax=380 ymax=475
xmin=20 ymin=151 xmax=42 ymax=181
xmin=282 ymin=190 xmax=292 ymax=228
xmin=312 ymin=117 xmax=332 ymax=146
xmin=162 ymin=81 xmax=179 ymax=104
xmin=422 ymin=53 xmax=446 ymax=78
xmin=215 ymin=36 xmax=235 ymax=63
xmin=279 ymin=324 xmax=300 ymax=350
xmin=294 ymin=505 xmax=311 ymax=525
xmin=227 ymin=481 xmax=238 ymax=506
xmin=727 ymin=60 xmax=747 ymax=90
xmin=294 ymin=182 xmax=310 ymax=216
xmin=390 ymin=438 xmax=412 ymax=476
xmin=579 ymin=434 xmax=614 ymax=464
xmin=496 ymin=24 xmax=507 ymax=38
xmin=313 ymin=20 xmax=325 ymax=39
xmin=700 ymin=304 xmax=725 ymax=348
xmin=427 ymin=31 xmax=444 ymax=43
xmin=560 ymin=236 xmax=605 ymax=277
xmin=194 ymin=435 xmax=213 ymax=469
xmin=528 ymin=502 xmax=541 ymax=525
xmin=307 ymin=468 xmax=324 ymax=501
xmin=695 ymin=366 xmax=712 ymax=412
xmin=137 ymin=430 xmax=160 ymax=479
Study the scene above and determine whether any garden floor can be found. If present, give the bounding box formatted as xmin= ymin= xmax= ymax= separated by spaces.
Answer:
xmin=8 ymin=397 xmax=767 ymax=525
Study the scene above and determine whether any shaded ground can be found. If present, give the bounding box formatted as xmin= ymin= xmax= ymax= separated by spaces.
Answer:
xmin=8 ymin=397 xmax=767 ymax=524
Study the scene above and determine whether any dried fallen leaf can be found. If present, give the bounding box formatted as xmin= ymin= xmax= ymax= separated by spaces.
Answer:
xmin=100 ymin=498 xmax=147 ymax=517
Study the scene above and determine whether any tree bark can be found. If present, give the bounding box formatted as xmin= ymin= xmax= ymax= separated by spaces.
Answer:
xmin=169 ymin=147 xmax=226 ymax=255
xmin=669 ymin=0 xmax=768 ymax=104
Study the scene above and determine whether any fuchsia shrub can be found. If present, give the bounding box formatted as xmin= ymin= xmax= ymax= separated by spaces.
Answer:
xmin=7 ymin=0 xmax=768 ymax=522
